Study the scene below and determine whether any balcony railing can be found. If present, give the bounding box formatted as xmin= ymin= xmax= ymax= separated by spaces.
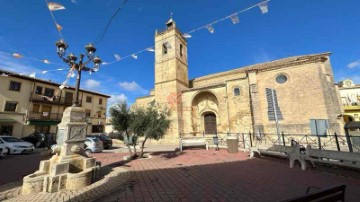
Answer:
xmin=30 ymin=93 xmax=81 ymax=106
xmin=28 ymin=112 xmax=63 ymax=121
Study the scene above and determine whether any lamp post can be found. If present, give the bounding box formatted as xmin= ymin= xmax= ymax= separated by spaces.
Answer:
xmin=55 ymin=40 xmax=102 ymax=107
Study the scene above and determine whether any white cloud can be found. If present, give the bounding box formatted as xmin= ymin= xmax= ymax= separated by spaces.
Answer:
xmin=84 ymin=79 xmax=100 ymax=90
xmin=107 ymin=93 xmax=127 ymax=107
xmin=347 ymin=60 xmax=360 ymax=69
xmin=118 ymin=81 xmax=147 ymax=94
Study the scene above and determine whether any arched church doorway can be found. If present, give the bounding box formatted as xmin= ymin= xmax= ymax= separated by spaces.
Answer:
xmin=204 ymin=112 xmax=217 ymax=134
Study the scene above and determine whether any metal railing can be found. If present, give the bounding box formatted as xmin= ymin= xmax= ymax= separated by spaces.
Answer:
xmin=30 ymin=93 xmax=81 ymax=106
xmin=180 ymin=132 xmax=360 ymax=153
xmin=28 ymin=112 xmax=63 ymax=121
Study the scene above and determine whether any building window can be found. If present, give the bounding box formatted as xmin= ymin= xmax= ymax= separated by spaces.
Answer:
xmin=92 ymin=125 xmax=104 ymax=133
xmin=99 ymin=98 xmax=103 ymax=105
xmin=0 ymin=125 xmax=13 ymax=136
xmin=9 ymin=81 xmax=21 ymax=91
xmin=275 ymin=74 xmax=288 ymax=84
xmin=180 ymin=44 xmax=183 ymax=57
xmin=4 ymin=101 xmax=17 ymax=112
xmin=86 ymin=96 xmax=92 ymax=103
xmin=234 ymin=88 xmax=240 ymax=96
xmin=85 ymin=110 xmax=91 ymax=117
xmin=35 ymin=86 xmax=43 ymax=95
xmin=44 ymin=88 xmax=54 ymax=97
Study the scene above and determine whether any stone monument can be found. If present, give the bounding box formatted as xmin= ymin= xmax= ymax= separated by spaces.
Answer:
xmin=22 ymin=106 xmax=100 ymax=193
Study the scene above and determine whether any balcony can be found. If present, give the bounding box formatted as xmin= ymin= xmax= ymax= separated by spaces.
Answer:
xmin=28 ymin=112 xmax=63 ymax=121
xmin=343 ymin=102 xmax=360 ymax=111
xmin=30 ymin=93 xmax=81 ymax=106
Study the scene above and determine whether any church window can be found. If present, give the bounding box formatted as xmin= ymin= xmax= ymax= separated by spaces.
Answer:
xmin=275 ymin=74 xmax=288 ymax=84
xmin=180 ymin=44 xmax=183 ymax=57
xmin=163 ymin=44 xmax=168 ymax=54
xmin=234 ymin=88 xmax=240 ymax=96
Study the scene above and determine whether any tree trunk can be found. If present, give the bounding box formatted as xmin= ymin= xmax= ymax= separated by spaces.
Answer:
xmin=140 ymin=137 xmax=148 ymax=158
xmin=125 ymin=131 xmax=133 ymax=159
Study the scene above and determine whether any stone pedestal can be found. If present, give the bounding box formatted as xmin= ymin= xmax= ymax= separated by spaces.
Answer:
xmin=22 ymin=107 xmax=101 ymax=194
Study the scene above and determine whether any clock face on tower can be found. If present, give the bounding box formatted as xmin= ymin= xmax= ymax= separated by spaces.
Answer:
xmin=345 ymin=80 xmax=352 ymax=86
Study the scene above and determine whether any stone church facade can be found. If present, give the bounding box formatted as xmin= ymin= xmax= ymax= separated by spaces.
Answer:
xmin=135 ymin=19 xmax=344 ymax=143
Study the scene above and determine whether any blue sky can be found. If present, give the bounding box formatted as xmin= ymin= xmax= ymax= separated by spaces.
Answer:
xmin=0 ymin=0 xmax=359 ymax=106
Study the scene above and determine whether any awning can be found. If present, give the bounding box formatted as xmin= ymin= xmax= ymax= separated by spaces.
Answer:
xmin=0 ymin=118 xmax=17 ymax=124
xmin=27 ymin=120 xmax=60 ymax=126
xmin=344 ymin=121 xmax=360 ymax=130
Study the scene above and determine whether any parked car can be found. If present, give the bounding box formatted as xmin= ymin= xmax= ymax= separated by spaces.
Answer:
xmin=84 ymin=137 xmax=103 ymax=155
xmin=0 ymin=136 xmax=35 ymax=154
xmin=0 ymin=139 xmax=9 ymax=157
xmin=21 ymin=132 xmax=56 ymax=148
xmin=87 ymin=134 xmax=112 ymax=149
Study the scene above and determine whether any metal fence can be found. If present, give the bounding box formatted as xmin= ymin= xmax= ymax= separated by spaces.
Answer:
xmin=180 ymin=132 xmax=360 ymax=152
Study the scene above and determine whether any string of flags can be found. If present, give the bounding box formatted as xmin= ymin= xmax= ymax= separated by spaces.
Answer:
xmin=0 ymin=51 xmax=62 ymax=66
xmin=2 ymin=0 xmax=270 ymax=74
xmin=102 ymin=0 xmax=270 ymax=65
xmin=46 ymin=1 xmax=66 ymax=39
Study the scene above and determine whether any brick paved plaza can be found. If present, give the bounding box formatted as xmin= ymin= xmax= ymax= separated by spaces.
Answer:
xmin=1 ymin=148 xmax=360 ymax=201
xmin=97 ymin=149 xmax=360 ymax=202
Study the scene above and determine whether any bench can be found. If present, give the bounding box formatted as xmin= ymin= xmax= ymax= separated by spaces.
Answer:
xmin=281 ymin=184 xmax=346 ymax=202
xmin=304 ymin=147 xmax=360 ymax=170
xmin=179 ymin=137 xmax=208 ymax=152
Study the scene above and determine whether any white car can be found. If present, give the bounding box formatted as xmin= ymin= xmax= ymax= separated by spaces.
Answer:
xmin=0 ymin=136 xmax=35 ymax=155
xmin=0 ymin=139 xmax=9 ymax=157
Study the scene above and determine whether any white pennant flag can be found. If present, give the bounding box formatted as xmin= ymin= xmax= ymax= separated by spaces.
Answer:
xmin=259 ymin=2 xmax=268 ymax=14
xmin=206 ymin=24 xmax=214 ymax=33
xmin=29 ymin=72 xmax=36 ymax=78
xmin=131 ymin=54 xmax=138 ymax=59
xmin=42 ymin=71 xmax=48 ymax=74
xmin=146 ymin=47 xmax=155 ymax=52
xmin=48 ymin=2 xmax=66 ymax=11
xmin=230 ymin=14 xmax=239 ymax=24
xmin=43 ymin=59 xmax=50 ymax=64
xmin=56 ymin=68 xmax=65 ymax=71
xmin=114 ymin=54 xmax=121 ymax=61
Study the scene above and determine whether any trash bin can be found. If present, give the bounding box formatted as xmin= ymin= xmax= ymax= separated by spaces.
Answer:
xmin=227 ymin=137 xmax=238 ymax=153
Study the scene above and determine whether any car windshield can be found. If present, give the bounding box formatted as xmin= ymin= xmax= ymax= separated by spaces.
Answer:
xmin=99 ymin=135 xmax=110 ymax=140
xmin=2 ymin=137 xmax=23 ymax=142
xmin=92 ymin=138 xmax=100 ymax=143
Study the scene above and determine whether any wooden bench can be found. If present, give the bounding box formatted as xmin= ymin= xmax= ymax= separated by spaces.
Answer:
xmin=281 ymin=184 xmax=346 ymax=202
xmin=179 ymin=137 xmax=208 ymax=152
xmin=304 ymin=147 xmax=360 ymax=170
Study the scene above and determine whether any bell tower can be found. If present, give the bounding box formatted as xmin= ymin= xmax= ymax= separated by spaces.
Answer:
xmin=154 ymin=18 xmax=189 ymax=141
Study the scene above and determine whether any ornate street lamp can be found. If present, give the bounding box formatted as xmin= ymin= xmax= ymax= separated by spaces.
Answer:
xmin=55 ymin=40 xmax=102 ymax=107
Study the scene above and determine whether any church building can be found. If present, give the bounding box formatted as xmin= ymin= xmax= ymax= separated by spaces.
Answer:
xmin=135 ymin=18 xmax=344 ymax=143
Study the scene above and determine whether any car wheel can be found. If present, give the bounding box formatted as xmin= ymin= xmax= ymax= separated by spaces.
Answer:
xmin=35 ymin=141 xmax=42 ymax=148
xmin=84 ymin=149 xmax=92 ymax=155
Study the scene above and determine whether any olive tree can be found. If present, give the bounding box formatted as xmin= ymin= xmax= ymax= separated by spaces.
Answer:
xmin=109 ymin=101 xmax=136 ymax=158
xmin=130 ymin=104 xmax=171 ymax=158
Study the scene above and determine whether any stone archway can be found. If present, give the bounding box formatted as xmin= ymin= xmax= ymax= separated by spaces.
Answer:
xmin=191 ymin=91 xmax=219 ymax=134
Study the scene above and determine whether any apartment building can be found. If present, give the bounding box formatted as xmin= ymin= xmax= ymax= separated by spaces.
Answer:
xmin=0 ymin=69 xmax=110 ymax=138
xmin=338 ymin=79 xmax=360 ymax=122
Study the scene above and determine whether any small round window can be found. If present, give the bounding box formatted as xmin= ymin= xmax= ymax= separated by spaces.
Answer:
xmin=275 ymin=74 xmax=288 ymax=84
